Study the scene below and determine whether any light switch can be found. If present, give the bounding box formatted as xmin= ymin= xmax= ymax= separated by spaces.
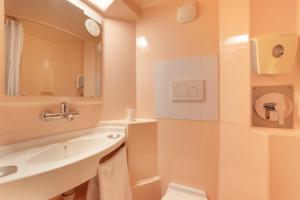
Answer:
xmin=171 ymin=79 xmax=205 ymax=102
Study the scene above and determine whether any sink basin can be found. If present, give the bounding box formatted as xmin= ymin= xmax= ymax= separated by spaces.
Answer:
xmin=29 ymin=139 xmax=105 ymax=164
xmin=0 ymin=126 xmax=126 ymax=200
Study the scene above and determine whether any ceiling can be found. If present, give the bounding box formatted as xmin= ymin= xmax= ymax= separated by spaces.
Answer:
xmin=6 ymin=0 xmax=162 ymax=25
xmin=88 ymin=0 xmax=163 ymax=21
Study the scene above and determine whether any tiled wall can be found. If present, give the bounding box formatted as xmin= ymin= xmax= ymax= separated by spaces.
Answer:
xmin=218 ymin=0 xmax=269 ymax=199
xmin=0 ymin=16 xmax=136 ymax=145
xmin=250 ymin=0 xmax=300 ymax=199
xmin=136 ymin=0 xmax=220 ymax=199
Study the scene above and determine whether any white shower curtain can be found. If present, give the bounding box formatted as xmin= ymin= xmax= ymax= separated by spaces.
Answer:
xmin=5 ymin=19 xmax=24 ymax=96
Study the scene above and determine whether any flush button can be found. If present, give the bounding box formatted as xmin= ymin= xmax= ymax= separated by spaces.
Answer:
xmin=171 ymin=79 xmax=205 ymax=102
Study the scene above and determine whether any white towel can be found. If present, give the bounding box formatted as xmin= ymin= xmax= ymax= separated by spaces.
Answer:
xmin=86 ymin=146 xmax=132 ymax=200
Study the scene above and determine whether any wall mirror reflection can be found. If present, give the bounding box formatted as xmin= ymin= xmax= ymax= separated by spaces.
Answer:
xmin=4 ymin=0 xmax=102 ymax=97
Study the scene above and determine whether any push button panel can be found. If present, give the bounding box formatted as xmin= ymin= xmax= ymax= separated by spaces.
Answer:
xmin=171 ymin=79 xmax=205 ymax=102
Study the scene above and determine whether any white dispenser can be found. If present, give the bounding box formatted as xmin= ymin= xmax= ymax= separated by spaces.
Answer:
xmin=250 ymin=33 xmax=298 ymax=74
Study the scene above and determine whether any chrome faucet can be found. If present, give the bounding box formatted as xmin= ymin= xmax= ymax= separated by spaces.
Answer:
xmin=263 ymin=102 xmax=277 ymax=120
xmin=40 ymin=102 xmax=80 ymax=121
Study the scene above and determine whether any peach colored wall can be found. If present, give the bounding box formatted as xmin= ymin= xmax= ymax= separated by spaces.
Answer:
xmin=250 ymin=0 xmax=300 ymax=127
xmin=136 ymin=0 xmax=219 ymax=199
xmin=136 ymin=0 xmax=218 ymax=118
xmin=19 ymin=19 xmax=83 ymax=96
xmin=0 ymin=16 xmax=136 ymax=144
xmin=218 ymin=0 xmax=269 ymax=200
xmin=250 ymin=0 xmax=300 ymax=199
xmin=158 ymin=120 xmax=219 ymax=200
xmin=0 ymin=0 xmax=4 ymax=94
xmin=131 ymin=177 xmax=160 ymax=200
xmin=0 ymin=97 xmax=102 ymax=145
xmin=269 ymin=134 xmax=300 ymax=200
xmin=250 ymin=0 xmax=297 ymax=36
xmin=218 ymin=124 xmax=269 ymax=200
xmin=126 ymin=122 xmax=160 ymax=200
xmin=127 ymin=122 xmax=158 ymax=185
xmin=101 ymin=18 xmax=136 ymax=120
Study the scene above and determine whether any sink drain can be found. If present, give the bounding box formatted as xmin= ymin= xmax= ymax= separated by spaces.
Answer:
xmin=0 ymin=166 xmax=17 ymax=178
xmin=108 ymin=134 xmax=121 ymax=139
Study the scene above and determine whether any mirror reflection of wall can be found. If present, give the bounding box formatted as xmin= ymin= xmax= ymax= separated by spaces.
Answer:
xmin=4 ymin=0 xmax=102 ymax=97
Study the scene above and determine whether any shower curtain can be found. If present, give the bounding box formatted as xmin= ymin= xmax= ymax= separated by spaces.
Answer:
xmin=5 ymin=18 xmax=24 ymax=96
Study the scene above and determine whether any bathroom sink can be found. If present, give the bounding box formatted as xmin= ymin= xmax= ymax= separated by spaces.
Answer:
xmin=29 ymin=139 xmax=105 ymax=164
xmin=0 ymin=126 xmax=126 ymax=200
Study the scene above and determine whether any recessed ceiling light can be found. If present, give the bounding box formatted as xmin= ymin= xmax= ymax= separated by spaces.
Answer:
xmin=88 ymin=0 xmax=114 ymax=11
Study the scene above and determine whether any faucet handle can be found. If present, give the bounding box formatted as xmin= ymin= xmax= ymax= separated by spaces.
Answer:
xmin=64 ymin=111 xmax=80 ymax=121
xmin=263 ymin=102 xmax=277 ymax=111
xmin=60 ymin=102 xmax=69 ymax=114
xmin=40 ymin=111 xmax=62 ymax=121
xmin=262 ymin=102 xmax=277 ymax=120
xmin=40 ymin=102 xmax=80 ymax=121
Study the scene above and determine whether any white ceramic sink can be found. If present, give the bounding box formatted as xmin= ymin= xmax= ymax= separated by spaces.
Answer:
xmin=29 ymin=138 xmax=105 ymax=164
xmin=0 ymin=126 xmax=126 ymax=200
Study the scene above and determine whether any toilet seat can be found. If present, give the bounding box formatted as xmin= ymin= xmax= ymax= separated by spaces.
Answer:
xmin=162 ymin=183 xmax=208 ymax=200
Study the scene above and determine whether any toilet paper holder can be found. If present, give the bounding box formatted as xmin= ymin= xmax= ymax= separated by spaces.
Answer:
xmin=250 ymin=33 xmax=298 ymax=74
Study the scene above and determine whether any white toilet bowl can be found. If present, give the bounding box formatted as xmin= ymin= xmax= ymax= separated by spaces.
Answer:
xmin=162 ymin=183 xmax=208 ymax=200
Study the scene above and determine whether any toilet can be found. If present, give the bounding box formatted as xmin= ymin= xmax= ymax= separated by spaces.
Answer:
xmin=162 ymin=183 xmax=208 ymax=200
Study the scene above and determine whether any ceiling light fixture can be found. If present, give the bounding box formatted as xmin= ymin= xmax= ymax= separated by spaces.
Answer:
xmin=88 ymin=0 xmax=114 ymax=11
xmin=66 ymin=0 xmax=103 ymax=23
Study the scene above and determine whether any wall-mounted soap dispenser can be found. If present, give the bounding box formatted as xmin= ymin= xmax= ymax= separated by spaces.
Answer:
xmin=250 ymin=33 xmax=298 ymax=74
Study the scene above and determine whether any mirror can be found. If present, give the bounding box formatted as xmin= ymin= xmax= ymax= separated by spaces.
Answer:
xmin=4 ymin=0 xmax=102 ymax=97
